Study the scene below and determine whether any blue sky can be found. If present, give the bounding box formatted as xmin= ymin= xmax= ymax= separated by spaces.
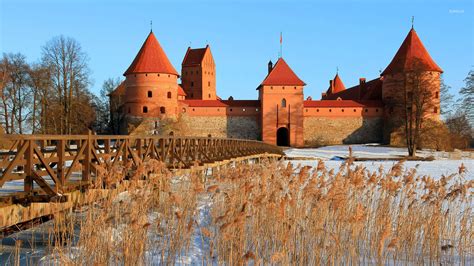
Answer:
xmin=1 ymin=0 xmax=473 ymax=100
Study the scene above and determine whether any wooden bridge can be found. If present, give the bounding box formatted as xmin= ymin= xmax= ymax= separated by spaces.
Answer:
xmin=0 ymin=134 xmax=283 ymax=207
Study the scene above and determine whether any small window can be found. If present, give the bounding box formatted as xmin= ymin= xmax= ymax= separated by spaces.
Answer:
xmin=365 ymin=109 xmax=368 ymax=113
xmin=281 ymin=98 xmax=287 ymax=108
xmin=329 ymin=109 xmax=332 ymax=112
xmin=128 ymin=108 xmax=131 ymax=114
xmin=341 ymin=109 xmax=344 ymax=112
xmin=317 ymin=109 xmax=319 ymax=112
xmin=145 ymin=74 xmax=148 ymax=77
xmin=160 ymin=107 xmax=166 ymax=114
xmin=282 ymin=86 xmax=285 ymax=90
xmin=208 ymin=93 xmax=211 ymax=98
xmin=353 ymin=109 xmax=356 ymax=112
xmin=208 ymin=81 xmax=211 ymax=87
xmin=191 ymin=93 xmax=194 ymax=98
xmin=435 ymin=92 xmax=439 ymax=99
xmin=433 ymin=107 xmax=438 ymax=113
xmin=376 ymin=109 xmax=379 ymax=112
xmin=294 ymin=86 xmax=297 ymax=89
xmin=217 ymin=108 xmax=220 ymax=111
xmin=148 ymin=91 xmax=152 ymax=98
xmin=157 ymin=74 xmax=160 ymax=77
xmin=168 ymin=75 xmax=170 ymax=77
xmin=243 ymin=108 xmax=246 ymax=112
xmin=192 ymin=108 xmax=195 ymax=111
xmin=271 ymin=86 xmax=273 ymax=89
xmin=143 ymin=106 xmax=148 ymax=113
xmin=230 ymin=108 xmax=233 ymax=111
xmin=305 ymin=109 xmax=308 ymax=112
xmin=167 ymin=92 xmax=172 ymax=98
xmin=191 ymin=82 xmax=194 ymax=87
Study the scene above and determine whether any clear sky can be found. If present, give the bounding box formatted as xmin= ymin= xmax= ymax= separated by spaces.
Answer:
xmin=1 ymin=0 xmax=473 ymax=100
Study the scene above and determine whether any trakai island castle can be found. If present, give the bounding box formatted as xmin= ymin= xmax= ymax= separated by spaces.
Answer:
xmin=110 ymin=27 xmax=442 ymax=147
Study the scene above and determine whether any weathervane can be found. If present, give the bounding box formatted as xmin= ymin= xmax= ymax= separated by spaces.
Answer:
xmin=150 ymin=20 xmax=153 ymax=32
xmin=411 ymin=16 xmax=414 ymax=29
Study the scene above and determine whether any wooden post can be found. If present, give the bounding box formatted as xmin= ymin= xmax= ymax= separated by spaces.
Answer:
xmin=24 ymin=140 xmax=34 ymax=194
xmin=82 ymin=132 xmax=91 ymax=182
xmin=57 ymin=139 xmax=65 ymax=187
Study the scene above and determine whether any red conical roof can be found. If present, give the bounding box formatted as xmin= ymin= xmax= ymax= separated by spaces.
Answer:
xmin=382 ymin=28 xmax=442 ymax=75
xmin=332 ymin=74 xmax=346 ymax=93
xmin=124 ymin=31 xmax=178 ymax=76
xmin=261 ymin=58 xmax=305 ymax=86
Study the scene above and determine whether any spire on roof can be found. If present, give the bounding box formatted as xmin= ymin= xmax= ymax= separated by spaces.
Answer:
xmin=382 ymin=27 xmax=443 ymax=75
xmin=411 ymin=16 xmax=414 ymax=29
xmin=260 ymin=58 xmax=305 ymax=86
xmin=150 ymin=20 xmax=153 ymax=32
xmin=326 ymin=73 xmax=346 ymax=94
xmin=124 ymin=31 xmax=178 ymax=76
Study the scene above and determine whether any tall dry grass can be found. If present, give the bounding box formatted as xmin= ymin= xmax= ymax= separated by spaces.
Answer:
xmin=9 ymin=157 xmax=473 ymax=265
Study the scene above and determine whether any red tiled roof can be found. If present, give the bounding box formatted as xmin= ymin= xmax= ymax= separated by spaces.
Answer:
xmin=182 ymin=46 xmax=208 ymax=66
xmin=109 ymin=82 xmax=125 ymax=96
xmin=124 ymin=32 xmax=178 ymax=76
xmin=177 ymin=84 xmax=187 ymax=96
xmin=304 ymin=100 xmax=383 ymax=108
xmin=260 ymin=58 xmax=305 ymax=86
xmin=180 ymin=100 xmax=260 ymax=107
xmin=322 ymin=78 xmax=383 ymax=101
xmin=382 ymin=28 xmax=442 ymax=75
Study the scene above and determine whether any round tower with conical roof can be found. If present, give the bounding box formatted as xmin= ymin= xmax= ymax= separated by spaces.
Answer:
xmin=122 ymin=31 xmax=180 ymax=133
xmin=381 ymin=27 xmax=443 ymax=143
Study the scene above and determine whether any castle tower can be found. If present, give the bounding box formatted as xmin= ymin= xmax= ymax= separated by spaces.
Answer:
xmin=381 ymin=27 xmax=443 ymax=142
xmin=122 ymin=31 xmax=180 ymax=131
xmin=181 ymin=45 xmax=216 ymax=100
xmin=258 ymin=58 xmax=306 ymax=147
xmin=322 ymin=73 xmax=346 ymax=99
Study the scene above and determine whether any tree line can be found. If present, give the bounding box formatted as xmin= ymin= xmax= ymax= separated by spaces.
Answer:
xmin=0 ymin=35 xmax=119 ymax=135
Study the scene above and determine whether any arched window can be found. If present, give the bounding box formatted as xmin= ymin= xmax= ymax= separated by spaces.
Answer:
xmin=160 ymin=107 xmax=166 ymax=114
xmin=167 ymin=92 xmax=172 ymax=98
xmin=281 ymin=98 xmax=287 ymax=108
xmin=143 ymin=106 xmax=148 ymax=113
xmin=208 ymin=93 xmax=211 ymax=98
xmin=148 ymin=91 xmax=152 ymax=98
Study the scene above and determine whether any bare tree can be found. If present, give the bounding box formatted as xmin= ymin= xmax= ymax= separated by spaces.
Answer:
xmin=0 ymin=53 xmax=32 ymax=134
xmin=390 ymin=59 xmax=439 ymax=157
xmin=94 ymin=77 xmax=121 ymax=134
xmin=28 ymin=63 xmax=51 ymax=133
xmin=459 ymin=69 xmax=474 ymax=126
xmin=440 ymin=76 xmax=454 ymax=118
xmin=41 ymin=35 xmax=93 ymax=134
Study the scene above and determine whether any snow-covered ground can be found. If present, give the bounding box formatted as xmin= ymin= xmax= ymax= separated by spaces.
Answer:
xmin=285 ymin=145 xmax=474 ymax=180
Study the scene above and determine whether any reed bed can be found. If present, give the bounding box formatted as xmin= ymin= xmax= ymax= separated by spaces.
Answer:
xmin=8 ymin=156 xmax=473 ymax=265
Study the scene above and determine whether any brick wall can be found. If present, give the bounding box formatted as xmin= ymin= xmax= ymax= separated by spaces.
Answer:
xmin=303 ymin=117 xmax=383 ymax=146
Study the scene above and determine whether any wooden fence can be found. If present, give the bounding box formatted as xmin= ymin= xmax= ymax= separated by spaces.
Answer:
xmin=0 ymin=134 xmax=283 ymax=203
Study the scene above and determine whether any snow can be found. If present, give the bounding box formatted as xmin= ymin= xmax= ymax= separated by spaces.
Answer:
xmin=285 ymin=145 xmax=474 ymax=180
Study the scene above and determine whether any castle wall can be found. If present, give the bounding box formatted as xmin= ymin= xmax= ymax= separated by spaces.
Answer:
xmin=181 ymin=115 xmax=260 ymax=139
xmin=303 ymin=116 xmax=383 ymax=146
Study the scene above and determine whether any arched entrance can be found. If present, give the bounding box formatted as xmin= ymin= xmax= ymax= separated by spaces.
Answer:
xmin=276 ymin=127 xmax=289 ymax=146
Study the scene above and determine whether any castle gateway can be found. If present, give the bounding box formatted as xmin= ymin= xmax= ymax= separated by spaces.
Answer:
xmin=110 ymin=27 xmax=442 ymax=147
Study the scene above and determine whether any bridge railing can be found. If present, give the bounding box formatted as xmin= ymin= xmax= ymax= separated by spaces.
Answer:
xmin=0 ymin=135 xmax=283 ymax=202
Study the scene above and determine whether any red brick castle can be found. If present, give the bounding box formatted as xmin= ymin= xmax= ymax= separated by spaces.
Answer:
xmin=110 ymin=27 xmax=442 ymax=147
